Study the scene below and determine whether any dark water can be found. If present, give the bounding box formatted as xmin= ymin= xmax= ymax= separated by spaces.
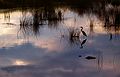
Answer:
xmin=0 ymin=2 xmax=120 ymax=77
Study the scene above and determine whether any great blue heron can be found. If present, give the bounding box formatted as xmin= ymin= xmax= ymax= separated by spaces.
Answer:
xmin=80 ymin=27 xmax=87 ymax=37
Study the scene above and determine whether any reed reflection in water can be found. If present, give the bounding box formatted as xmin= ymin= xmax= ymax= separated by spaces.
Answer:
xmin=19 ymin=7 xmax=64 ymax=36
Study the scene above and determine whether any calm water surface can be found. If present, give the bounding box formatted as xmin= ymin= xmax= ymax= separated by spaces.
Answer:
xmin=0 ymin=7 xmax=120 ymax=77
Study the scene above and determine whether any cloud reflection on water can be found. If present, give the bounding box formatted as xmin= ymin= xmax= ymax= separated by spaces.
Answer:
xmin=0 ymin=34 xmax=119 ymax=77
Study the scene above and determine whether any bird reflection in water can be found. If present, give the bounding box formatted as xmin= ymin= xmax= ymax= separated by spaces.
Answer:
xmin=59 ymin=26 xmax=87 ymax=49
xmin=80 ymin=39 xmax=87 ymax=49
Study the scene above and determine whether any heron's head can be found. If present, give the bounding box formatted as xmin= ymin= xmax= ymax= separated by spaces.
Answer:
xmin=80 ymin=27 xmax=83 ymax=30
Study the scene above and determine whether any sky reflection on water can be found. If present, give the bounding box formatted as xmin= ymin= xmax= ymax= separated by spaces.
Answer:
xmin=0 ymin=7 xmax=120 ymax=77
